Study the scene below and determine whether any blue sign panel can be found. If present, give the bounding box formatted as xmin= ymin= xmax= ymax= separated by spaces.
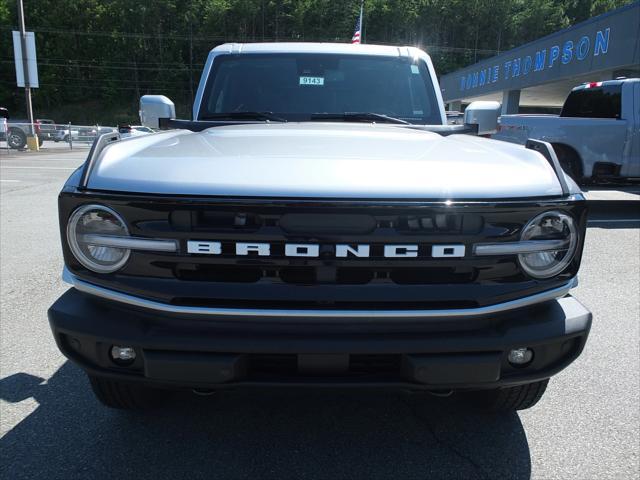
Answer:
xmin=440 ymin=2 xmax=640 ymax=102
xmin=458 ymin=29 xmax=610 ymax=93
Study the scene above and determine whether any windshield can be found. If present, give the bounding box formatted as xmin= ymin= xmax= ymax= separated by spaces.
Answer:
xmin=200 ymin=53 xmax=443 ymax=125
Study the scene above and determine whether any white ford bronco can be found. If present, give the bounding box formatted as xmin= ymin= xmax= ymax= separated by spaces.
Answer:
xmin=48 ymin=43 xmax=591 ymax=411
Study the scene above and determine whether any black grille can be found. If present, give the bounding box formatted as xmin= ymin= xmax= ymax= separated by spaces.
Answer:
xmin=60 ymin=193 xmax=587 ymax=309
xmin=148 ymin=203 xmax=508 ymax=287
xmin=175 ymin=265 xmax=264 ymax=283
xmin=167 ymin=263 xmax=478 ymax=285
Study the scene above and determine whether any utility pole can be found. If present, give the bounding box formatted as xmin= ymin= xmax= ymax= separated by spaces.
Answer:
xmin=189 ymin=4 xmax=194 ymax=111
xmin=16 ymin=0 xmax=34 ymax=137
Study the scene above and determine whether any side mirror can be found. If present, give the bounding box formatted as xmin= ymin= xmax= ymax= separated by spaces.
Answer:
xmin=0 ymin=107 xmax=8 ymax=119
xmin=139 ymin=95 xmax=175 ymax=129
xmin=464 ymin=101 xmax=501 ymax=136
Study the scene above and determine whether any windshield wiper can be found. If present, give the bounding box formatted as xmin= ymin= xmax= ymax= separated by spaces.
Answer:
xmin=200 ymin=111 xmax=287 ymax=122
xmin=310 ymin=112 xmax=410 ymax=125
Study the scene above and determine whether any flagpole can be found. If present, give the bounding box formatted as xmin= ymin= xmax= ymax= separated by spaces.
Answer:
xmin=350 ymin=0 xmax=364 ymax=45
xmin=360 ymin=1 xmax=365 ymax=44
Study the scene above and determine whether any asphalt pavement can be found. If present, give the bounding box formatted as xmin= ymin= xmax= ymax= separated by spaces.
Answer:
xmin=0 ymin=146 xmax=638 ymax=480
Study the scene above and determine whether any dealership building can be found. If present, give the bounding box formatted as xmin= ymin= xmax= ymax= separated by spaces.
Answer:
xmin=439 ymin=1 xmax=640 ymax=113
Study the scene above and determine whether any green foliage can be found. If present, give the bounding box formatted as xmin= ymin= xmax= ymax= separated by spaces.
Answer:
xmin=0 ymin=0 xmax=634 ymax=124
xmin=0 ymin=0 xmax=9 ymax=23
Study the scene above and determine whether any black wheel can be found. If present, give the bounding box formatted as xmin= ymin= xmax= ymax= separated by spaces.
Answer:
xmin=7 ymin=129 xmax=26 ymax=149
xmin=88 ymin=374 xmax=164 ymax=410
xmin=63 ymin=134 xmax=69 ymax=142
xmin=553 ymin=144 xmax=583 ymax=184
xmin=464 ymin=379 xmax=549 ymax=412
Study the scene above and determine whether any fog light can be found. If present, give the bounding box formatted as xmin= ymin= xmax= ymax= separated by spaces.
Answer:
xmin=110 ymin=345 xmax=136 ymax=364
xmin=508 ymin=348 xmax=533 ymax=366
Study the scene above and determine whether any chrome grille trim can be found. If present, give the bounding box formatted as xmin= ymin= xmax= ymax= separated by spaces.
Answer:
xmin=62 ymin=267 xmax=577 ymax=322
xmin=473 ymin=239 xmax=569 ymax=256
xmin=78 ymin=236 xmax=569 ymax=257
xmin=80 ymin=234 xmax=178 ymax=252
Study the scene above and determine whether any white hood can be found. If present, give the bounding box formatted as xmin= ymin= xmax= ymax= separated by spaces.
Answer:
xmin=87 ymin=123 xmax=564 ymax=199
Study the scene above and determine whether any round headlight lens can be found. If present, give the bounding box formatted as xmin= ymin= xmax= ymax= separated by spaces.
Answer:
xmin=518 ymin=210 xmax=578 ymax=279
xmin=67 ymin=204 xmax=130 ymax=273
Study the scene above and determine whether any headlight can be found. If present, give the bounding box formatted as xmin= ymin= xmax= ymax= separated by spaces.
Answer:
xmin=67 ymin=204 xmax=130 ymax=273
xmin=518 ymin=210 xmax=578 ymax=279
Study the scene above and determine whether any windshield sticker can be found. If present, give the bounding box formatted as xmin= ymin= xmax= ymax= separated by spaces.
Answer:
xmin=410 ymin=65 xmax=420 ymax=75
xmin=299 ymin=76 xmax=325 ymax=86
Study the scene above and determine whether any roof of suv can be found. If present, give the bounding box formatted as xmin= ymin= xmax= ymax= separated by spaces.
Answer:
xmin=210 ymin=42 xmax=426 ymax=58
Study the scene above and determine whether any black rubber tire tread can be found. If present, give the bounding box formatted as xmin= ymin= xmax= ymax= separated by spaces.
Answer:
xmin=467 ymin=379 xmax=549 ymax=413
xmin=88 ymin=374 xmax=162 ymax=410
xmin=8 ymin=128 xmax=26 ymax=149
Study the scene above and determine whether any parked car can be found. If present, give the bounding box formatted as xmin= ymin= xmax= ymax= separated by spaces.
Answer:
xmin=78 ymin=127 xmax=99 ymax=142
xmin=445 ymin=110 xmax=465 ymax=125
xmin=0 ymin=107 xmax=8 ymax=144
xmin=493 ymin=78 xmax=640 ymax=183
xmin=53 ymin=128 xmax=80 ymax=143
xmin=54 ymin=127 xmax=111 ymax=143
xmin=49 ymin=43 xmax=591 ymax=413
xmin=118 ymin=125 xmax=154 ymax=138
xmin=36 ymin=119 xmax=57 ymax=142
xmin=2 ymin=117 xmax=48 ymax=149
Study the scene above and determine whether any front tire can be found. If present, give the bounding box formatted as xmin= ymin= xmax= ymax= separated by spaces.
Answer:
xmin=7 ymin=129 xmax=26 ymax=149
xmin=88 ymin=374 xmax=164 ymax=410
xmin=464 ymin=379 xmax=549 ymax=412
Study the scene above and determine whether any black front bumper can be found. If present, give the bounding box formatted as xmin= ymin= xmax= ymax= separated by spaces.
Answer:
xmin=48 ymin=288 xmax=591 ymax=391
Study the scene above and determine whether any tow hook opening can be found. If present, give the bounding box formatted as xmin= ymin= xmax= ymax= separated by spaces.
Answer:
xmin=192 ymin=388 xmax=217 ymax=396
xmin=426 ymin=389 xmax=454 ymax=397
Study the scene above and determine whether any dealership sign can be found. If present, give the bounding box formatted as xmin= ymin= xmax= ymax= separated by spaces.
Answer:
xmin=459 ymin=29 xmax=610 ymax=93
xmin=439 ymin=2 xmax=640 ymax=102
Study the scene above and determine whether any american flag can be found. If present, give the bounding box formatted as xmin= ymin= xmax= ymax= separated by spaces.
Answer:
xmin=351 ymin=3 xmax=363 ymax=44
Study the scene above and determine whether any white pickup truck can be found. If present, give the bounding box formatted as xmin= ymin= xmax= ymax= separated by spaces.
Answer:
xmin=493 ymin=78 xmax=640 ymax=183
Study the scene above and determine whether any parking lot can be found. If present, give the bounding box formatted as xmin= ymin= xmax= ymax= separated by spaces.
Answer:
xmin=0 ymin=147 xmax=638 ymax=479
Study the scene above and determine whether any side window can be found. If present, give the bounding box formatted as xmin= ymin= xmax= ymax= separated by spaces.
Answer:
xmin=208 ymin=65 xmax=232 ymax=113
xmin=561 ymin=85 xmax=622 ymax=119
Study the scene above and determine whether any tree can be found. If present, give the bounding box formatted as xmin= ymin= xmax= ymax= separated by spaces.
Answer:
xmin=0 ymin=0 xmax=633 ymax=123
